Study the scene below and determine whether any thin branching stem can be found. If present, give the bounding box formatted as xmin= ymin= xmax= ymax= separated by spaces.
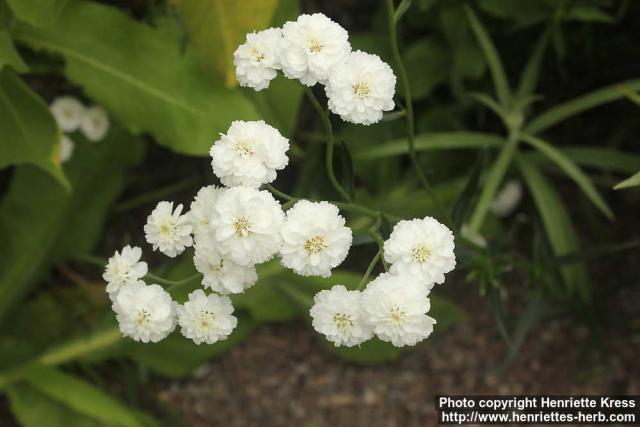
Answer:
xmin=385 ymin=0 xmax=451 ymax=225
xmin=303 ymin=87 xmax=353 ymax=202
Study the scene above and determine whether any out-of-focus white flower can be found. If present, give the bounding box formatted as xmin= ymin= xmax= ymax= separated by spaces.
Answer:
xmin=80 ymin=105 xmax=110 ymax=142
xmin=383 ymin=217 xmax=455 ymax=287
xmin=491 ymin=180 xmax=522 ymax=218
xmin=58 ymin=135 xmax=75 ymax=164
xmin=279 ymin=200 xmax=352 ymax=277
xmin=325 ymin=50 xmax=396 ymax=125
xmin=144 ymin=201 xmax=193 ymax=258
xmin=234 ymin=28 xmax=282 ymax=91
xmin=210 ymin=120 xmax=289 ymax=188
xmin=279 ymin=13 xmax=351 ymax=86
xmin=193 ymin=234 xmax=258 ymax=294
xmin=188 ymin=185 xmax=224 ymax=238
xmin=103 ymin=245 xmax=148 ymax=299
xmin=310 ymin=285 xmax=372 ymax=347
xmin=211 ymin=186 xmax=284 ymax=266
xmin=362 ymin=273 xmax=436 ymax=347
xmin=113 ymin=281 xmax=176 ymax=343
xmin=460 ymin=224 xmax=487 ymax=249
xmin=50 ymin=96 xmax=85 ymax=132
xmin=177 ymin=289 xmax=238 ymax=345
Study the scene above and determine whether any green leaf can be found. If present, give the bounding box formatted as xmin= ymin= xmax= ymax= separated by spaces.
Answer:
xmin=402 ymin=37 xmax=448 ymax=99
xmin=452 ymin=148 xmax=487 ymax=231
xmin=5 ymin=0 xmax=69 ymax=27
xmin=335 ymin=139 xmax=356 ymax=201
xmin=168 ymin=0 xmax=280 ymax=86
xmin=544 ymin=146 xmax=640 ymax=175
xmin=0 ymin=127 xmax=144 ymax=321
xmin=8 ymin=383 xmax=107 ymax=427
xmin=354 ymin=131 xmax=503 ymax=160
xmin=463 ymin=5 xmax=511 ymax=106
xmin=525 ymin=79 xmax=640 ymax=135
xmin=614 ymin=171 xmax=640 ymax=190
xmin=21 ymin=365 xmax=146 ymax=427
xmin=0 ymin=68 xmax=68 ymax=188
xmin=13 ymin=1 xmax=260 ymax=156
xmin=126 ymin=314 xmax=259 ymax=377
xmin=521 ymin=134 xmax=613 ymax=219
xmin=516 ymin=26 xmax=551 ymax=101
xmin=393 ymin=0 xmax=412 ymax=22
xmin=0 ymin=31 xmax=27 ymax=72
xmin=517 ymin=156 xmax=589 ymax=301
xmin=468 ymin=134 xmax=518 ymax=232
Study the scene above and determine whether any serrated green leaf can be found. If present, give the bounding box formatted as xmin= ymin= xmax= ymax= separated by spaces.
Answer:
xmin=517 ymin=156 xmax=589 ymax=301
xmin=0 ymin=68 xmax=68 ymax=188
xmin=0 ymin=31 xmax=27 ymax=72
xmin=5 ymin=0 xmax=69 ymax=27
xmin=168 ymin=0 xmax=280 ymax=86
xmin=0 ymin=127 xmax=144 ymax=321
xmin=13 ymin=1 xmax=260 ymax=156
xmin=521 ymin=134 xmax=613 ymax=219
xmin=525 ymin=79 xmax=640 ymax=135
xmin=354 ymin=131 xmax=503 ymax=160
xmin=614 ymin=171 xmax=640 ymax=190
xmin=463 ymin=5 xmax=511 ymax=106
xmin=21 ymin=365 xmax=146 ymax=427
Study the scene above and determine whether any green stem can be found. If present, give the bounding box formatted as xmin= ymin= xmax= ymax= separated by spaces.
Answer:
xmin=303 ymin=87 xmax=353 ymax=202
xmin=265 ymin=185 xmax=402 ymax=223
xmin=385 ymin=0 xmax=451 ymax=225
xmin=357 ymin=251 xmax=381 ymax=290
xmin=265 ymin=184 xmax=295 ymax=202
xmin=73 ymin=253 xmax=202 ymax=290
xmin=468 ymin=130 xmax=520 ymax=232
xmin=114 ymin=176 xmax=200 ymax=213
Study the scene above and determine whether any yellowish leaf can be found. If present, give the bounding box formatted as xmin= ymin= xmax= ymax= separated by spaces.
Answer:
xmin=169 ymin=0 xmax=279 ymax=87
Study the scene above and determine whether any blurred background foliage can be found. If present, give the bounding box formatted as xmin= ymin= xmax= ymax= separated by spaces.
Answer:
xmin=0 ymin=0 xmax=639 ymax=425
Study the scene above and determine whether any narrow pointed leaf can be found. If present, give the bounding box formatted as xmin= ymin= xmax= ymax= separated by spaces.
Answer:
xmin=614 ymin=171 xmax=640 ymax=190
xmin=521 ymin=134 xmax=613 ymax=219
xmin=525 ymin=79 xmax=640 ymax=134
xmin=354 ymin=131 xmax=503 ymax=160
xmin=516 ymin=26 xmax=551 ymax=100
xmin=463 ymin=5 xmax=511 ymax=106
xmin=517 ymin=156 xmax=589 ymax=300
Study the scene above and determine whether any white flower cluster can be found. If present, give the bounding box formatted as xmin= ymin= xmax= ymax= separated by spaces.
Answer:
xmin=234 ymin=13 xmax=396 ymax=125
xmin=105 ymin=118 xmax=353 ymax=344
xmin=103 ymin=13 xmax=457 ymax=351
xmin=310 ymin=217 xmax=455 ymax=348
xmin=49 ymin=96 xmax=110 ymax=164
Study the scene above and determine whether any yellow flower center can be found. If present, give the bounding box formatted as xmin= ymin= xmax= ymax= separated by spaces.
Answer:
xmin=308 ymin=38 xmax=323 ymax=53
xmin=234 ymin=217 xmax=252 ymax=237
xmin=334 ymin=313 xmax=353 ymax=331
xmin=353 ymin=81 xmax=371 ymax=98
xmin=389 ymin=306 xmax=406 ymax=324
xmin=135 ymin=309 xmax=150 ymax=327
xmin=412 ymin=245 xmax=431 ymax=264
xmin=251 ymin=47 xmax=265 ymax=62
xmin=198 ymin=310 xmax=215 ymax=330
xmin=234 ymin=141 xmax=255 ymax=157
xmin=159 ymin=221 xmax=177 ymax=237
xmin=304 ymin=235 xmax=327 ymax=255
xmin=209 ymin=259 xmax=224 ymax=274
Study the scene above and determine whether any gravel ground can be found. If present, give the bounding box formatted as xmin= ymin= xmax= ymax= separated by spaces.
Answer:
xmin=157 ymin=279 xmax=640 ymax=427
